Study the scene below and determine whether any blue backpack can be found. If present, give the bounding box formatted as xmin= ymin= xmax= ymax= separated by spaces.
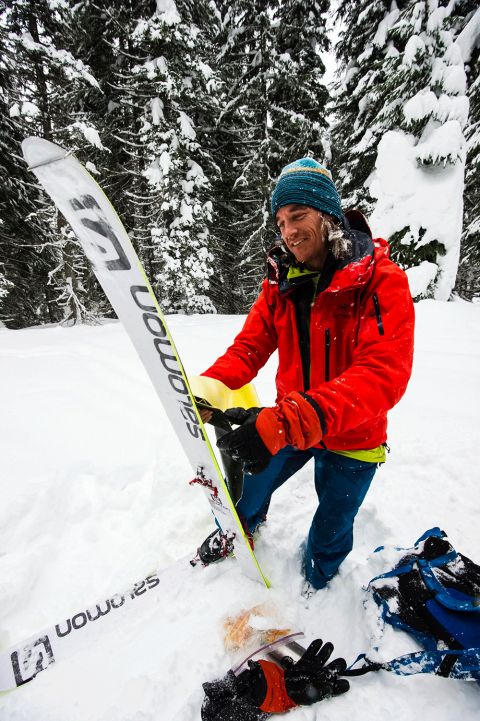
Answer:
xmin=346 ymin=528 xmax=480 ymax=683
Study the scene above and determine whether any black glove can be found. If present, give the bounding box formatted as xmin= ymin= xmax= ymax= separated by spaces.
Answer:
xmin=283 ymin=639 xmax=350 ymax=705
xmin=216 ymin=407 xmax=272 ymax=475
xmin=201 ymin=670 xmax=268 ymax=721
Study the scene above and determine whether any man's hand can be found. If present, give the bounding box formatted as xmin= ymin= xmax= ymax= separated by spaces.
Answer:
xmin=199 ymin=408 xmax=213 ymax=423
xmin=216 ymin=407 xmax=272 ymax=475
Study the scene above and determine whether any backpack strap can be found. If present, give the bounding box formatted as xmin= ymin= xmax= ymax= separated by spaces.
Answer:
xmin=367 ymin=548 xmax=458 ymax=587
xmin=418 ymin=560 xmax=480 ymax=612
xmin=343 ymin=648 xmax=480 ymax=681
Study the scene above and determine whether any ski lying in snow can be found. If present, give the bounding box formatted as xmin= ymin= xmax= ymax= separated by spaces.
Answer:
xmin=21 ymin=137 xmax=268 ymax=588
xmin=0 ymin=557 xmax=191 ymax=692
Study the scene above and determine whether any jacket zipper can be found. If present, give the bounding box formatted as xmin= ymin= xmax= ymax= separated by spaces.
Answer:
xmin=372 ymin=292 xmax=384 ymax=336
xmin=324 ymin=328 xmax=331 ymax=382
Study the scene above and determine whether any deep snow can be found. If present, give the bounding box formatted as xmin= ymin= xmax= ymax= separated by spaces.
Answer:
xmin=0 ymin=300 xmax=479 ymax=720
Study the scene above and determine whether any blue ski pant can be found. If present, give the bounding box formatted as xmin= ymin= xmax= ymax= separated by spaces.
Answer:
xmin=236 ymin=446 xmax=377 ymax=589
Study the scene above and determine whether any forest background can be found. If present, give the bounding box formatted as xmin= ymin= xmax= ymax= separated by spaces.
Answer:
xmin=0 ymin=0 xmax=479 ymax=329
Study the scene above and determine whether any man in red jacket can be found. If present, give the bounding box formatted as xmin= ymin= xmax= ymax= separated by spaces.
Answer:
xmin=199 ymin=157 xmax=415 ymax=592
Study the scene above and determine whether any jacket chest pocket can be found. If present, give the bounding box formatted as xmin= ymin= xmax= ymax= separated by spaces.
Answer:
xmin=372 ymin=292 xmax=385 ymax=335
xmin=324 ymin=328 xmax=331 ymax=381
xmin=314 ymin=294 xmax=360 ymax=382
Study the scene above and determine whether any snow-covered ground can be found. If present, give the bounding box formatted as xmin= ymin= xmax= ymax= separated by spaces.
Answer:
xmin=0 ymin=300 xmax=479 ymax=720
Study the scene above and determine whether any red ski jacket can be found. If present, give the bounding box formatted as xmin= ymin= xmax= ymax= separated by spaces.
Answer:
xmin=203 ymin=226 xmax=414 ymax=452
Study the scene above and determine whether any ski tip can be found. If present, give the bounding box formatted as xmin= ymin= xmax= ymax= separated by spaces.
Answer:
xmin=22 ymin=137 xmax=69 ymax=171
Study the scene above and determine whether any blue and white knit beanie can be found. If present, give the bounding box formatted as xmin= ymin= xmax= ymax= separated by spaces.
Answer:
xmin=271 ymin=157 xmax=343 ymax=223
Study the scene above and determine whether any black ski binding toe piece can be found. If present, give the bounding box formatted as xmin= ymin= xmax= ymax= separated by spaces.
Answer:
xmin=192 ymin=529 xmax=235 ymax=566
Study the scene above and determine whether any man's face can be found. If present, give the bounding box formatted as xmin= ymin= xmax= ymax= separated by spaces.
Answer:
xmin=275 ymin=204 xmax=328 ymax=270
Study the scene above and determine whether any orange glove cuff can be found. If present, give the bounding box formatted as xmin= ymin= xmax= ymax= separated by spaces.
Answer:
xmin=256 ymin=392 xmax=324 ymax=454
xmin=256 ymin=407 xmax=287 ymax=455
xmin=257 ymin=660 xmax=297 ymax=714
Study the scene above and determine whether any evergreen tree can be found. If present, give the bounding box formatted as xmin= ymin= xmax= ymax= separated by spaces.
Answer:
xmin=212 ymin=0 xmax=330 ymax=311
xmin=130 ymin=0 xmax=218 ymax=313
xmin=0 ymin=6 xmax=57 ymax=327
xmin=271 ymin=0 xmax=329 ymax=165
xmin=209 ymin=0 xmax=275 ymax=311
xmin=332 ymin=0 xmax=470 ymax=300
xmin=331 ymin=0 xmax=400 ymax=212
xmin=94 ymin=0 xmax=218 ymax=313
xmin=455 ymin=6 xmax=480 ymax=299
xmin=2 ymin=0 xmax=105 ymax=326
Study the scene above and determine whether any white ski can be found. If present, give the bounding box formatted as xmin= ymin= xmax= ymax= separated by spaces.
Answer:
xmin=0 ymin=562 xmax=185 ymax=692
xmin=21 ymin=137 xmax=268 ymax=589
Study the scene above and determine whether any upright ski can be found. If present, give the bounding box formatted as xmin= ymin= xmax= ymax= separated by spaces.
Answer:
xmin=21 ymin=137 xmax=268 ymax=588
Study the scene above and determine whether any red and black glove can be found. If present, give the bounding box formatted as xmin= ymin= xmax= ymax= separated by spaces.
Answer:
xmin=249 ymin=639 xmax=349 ymax=712
xmin=201 ymin=639 xmax=349 ymax=720
xmin=217 ymin=393 xmax=326 ymax=475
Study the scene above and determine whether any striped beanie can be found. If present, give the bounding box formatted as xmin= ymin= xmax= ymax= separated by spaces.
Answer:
xmin=271 ymin=158 xmax=343 ymax=223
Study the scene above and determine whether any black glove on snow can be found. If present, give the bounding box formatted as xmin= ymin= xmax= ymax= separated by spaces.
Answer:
xmin=283 ymin=639 xmax=350 ymax=705
xmin=216 ymin=407 xmax=272 ymax=475
xmin=201 ymin=669 xmax=268 ymax=721
xmin=201 ymin=640 xmax=349 ymax=719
